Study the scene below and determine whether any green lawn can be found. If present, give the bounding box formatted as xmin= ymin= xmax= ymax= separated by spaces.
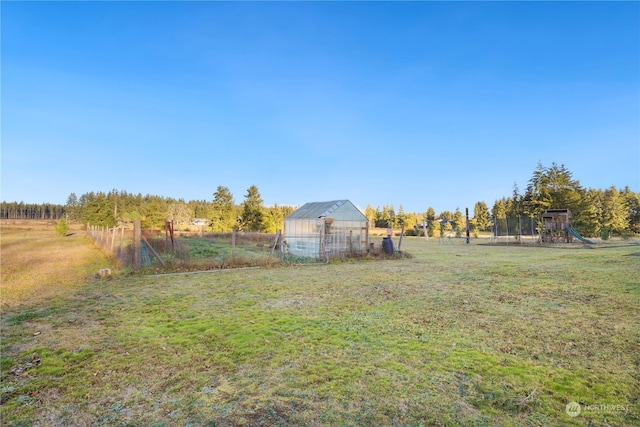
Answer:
xmin=2 ymin=235 xmax=639 ymax=426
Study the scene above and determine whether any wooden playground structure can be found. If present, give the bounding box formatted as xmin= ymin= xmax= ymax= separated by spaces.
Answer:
xmin=540 ymin=209 xmax=594 ymax=244
xmin=541 ymin=209 xmax=573 ymax=243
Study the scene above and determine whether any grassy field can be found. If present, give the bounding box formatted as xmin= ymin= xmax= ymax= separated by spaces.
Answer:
xmin=1 ymin=223 xmax=639 ymax=426
xmin=1 ymin=221 xmax=112 ymax=310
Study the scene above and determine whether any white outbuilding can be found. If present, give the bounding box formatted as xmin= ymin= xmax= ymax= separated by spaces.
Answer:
xmin=284 ymin=200 xmax=369 ymax=259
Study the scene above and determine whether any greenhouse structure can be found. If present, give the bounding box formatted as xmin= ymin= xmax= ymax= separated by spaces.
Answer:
xmin=284 ymin=200 xmax=369 ymax=259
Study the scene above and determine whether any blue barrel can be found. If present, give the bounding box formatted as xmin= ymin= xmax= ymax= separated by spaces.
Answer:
xmin=382 ymin=237 xmax=394 ymax=255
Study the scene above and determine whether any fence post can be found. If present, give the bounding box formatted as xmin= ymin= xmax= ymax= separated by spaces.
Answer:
xmin=505 ymin=217 xmax=509 ymax=245
xmin=270 ymin=230 xmax=281 ymax=257
xmin=120 ymin=226 xmax=125 ymax=259
xmin=165 ymin=221 xmax=169 ymax=251
xmin=492 ymin=216 xmax=497 ymax=244
xmin=518 ymin=215 xmax=522 ymax=245
xmin=133 ymin=220 xmax=141 ymax=269
xmin=231 ymin=229 xmax=236 ymax=258
xmin=110 ymin=227 xmax=116 ymax=253
xmin=465 ymin=207 xmax=470 ymax=244
xmin=280 ymin=233 xmax=285 ymax=260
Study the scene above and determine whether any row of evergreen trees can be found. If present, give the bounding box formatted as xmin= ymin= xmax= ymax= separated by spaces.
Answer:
xmin=0 ymin=202 xmax=66 ymax=220
xmin=67 ymin=185 xmax=295 ymax=233
xmin=364 ymin=163 xmax=639 ymax=237
xmin=489 ymin=163 xmax=639 ymax=236
xmin=2 ymin=163 xmax=638 ymax=237
xmin=363 ymin=204 xmax=471 ymax=237
xmin=1 ymin=185 xmax=294 ymax=233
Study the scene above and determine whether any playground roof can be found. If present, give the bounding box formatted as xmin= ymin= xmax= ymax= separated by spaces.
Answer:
xmin=542 ymin=209 xmax=572 ymax=218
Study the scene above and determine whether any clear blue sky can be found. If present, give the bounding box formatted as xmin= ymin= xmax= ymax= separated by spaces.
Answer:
xmin=2 ymin=1 xmax=639 ymax=214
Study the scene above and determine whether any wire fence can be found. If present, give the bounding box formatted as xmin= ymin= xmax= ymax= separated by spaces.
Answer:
xmin=86 ymin=221 xmax=281 ymax=270
xmin=490 ymin=216 xmax=540 ymax=245
xmin=86 ymin=223 xmax=133 ymax=264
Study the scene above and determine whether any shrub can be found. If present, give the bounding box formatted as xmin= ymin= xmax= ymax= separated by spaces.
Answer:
xmin=620 ymin=229 xmax=634 ymax=240
xmin=55 ymin=217 xmax=68 ymax=236
xmin=405 ymin=228 xmax=422 ymax=237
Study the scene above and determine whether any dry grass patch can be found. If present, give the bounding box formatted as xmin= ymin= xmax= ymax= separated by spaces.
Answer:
xmin=1 ymin=222 xmax=112 ymax=310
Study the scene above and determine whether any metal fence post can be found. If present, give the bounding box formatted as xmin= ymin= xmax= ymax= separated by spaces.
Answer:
xmin=134 ymin=220 xmax=141 ymax=269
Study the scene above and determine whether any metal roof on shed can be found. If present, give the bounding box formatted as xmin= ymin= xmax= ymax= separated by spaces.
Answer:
xmin=285 ymin=200 xmax=367 ymax=221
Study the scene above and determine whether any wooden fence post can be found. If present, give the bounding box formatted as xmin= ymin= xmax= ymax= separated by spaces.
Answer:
xmin=280 ymin=232 xmax=285 ymax=260
xmin=110 ymin=227 xmax=116 ymax=253
xmin=231 ymin=229 xmax=236 ymax=257
xmin=270 ymin=230 xmax=281 ymax=257
xmin=133 ymin=220 xmax=141 ymax=269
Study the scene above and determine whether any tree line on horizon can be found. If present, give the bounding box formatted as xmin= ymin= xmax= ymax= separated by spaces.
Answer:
xmin=0 ymin=185 xmax=297 ymax=233
xmin=1 ymin=163 xmax=638 ymax=237
xmin=361 ymin=162 xmax=640 ymax=238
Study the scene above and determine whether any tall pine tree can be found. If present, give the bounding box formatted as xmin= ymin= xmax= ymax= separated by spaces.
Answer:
xmin=240 ymin=185 xmax=265 ymax=232
xmin=473 ymin=201 xmax=490 ymax=232
xmin=211 ymin=186 xmax=236 ymax=232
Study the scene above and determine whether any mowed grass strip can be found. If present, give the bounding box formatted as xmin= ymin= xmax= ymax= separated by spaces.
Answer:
xmin=1 ymin=230 xmax=639 ymax=426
